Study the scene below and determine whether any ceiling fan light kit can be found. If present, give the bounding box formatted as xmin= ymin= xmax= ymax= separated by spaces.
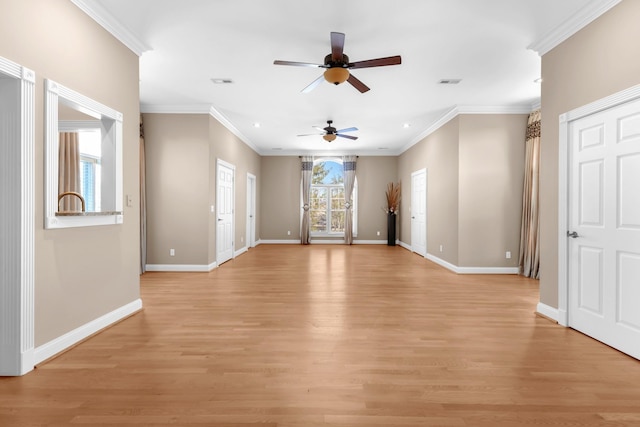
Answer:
xmin=323 ymin=133 xmax=337 ymax=142
xmin=324 ymin=67 xmax=350 ymax=85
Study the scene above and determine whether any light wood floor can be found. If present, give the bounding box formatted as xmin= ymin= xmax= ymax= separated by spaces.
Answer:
xmin=2 ymin=245 xmax=640 ymax=426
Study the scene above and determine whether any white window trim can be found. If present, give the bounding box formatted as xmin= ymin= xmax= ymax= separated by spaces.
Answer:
xmin=308 ymin=157 xmax=358 ymax=238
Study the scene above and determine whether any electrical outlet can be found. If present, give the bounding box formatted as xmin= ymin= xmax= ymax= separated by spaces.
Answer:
xmin=287 ymin=230 xmax=291 ymax=236
xmin=240 ymin=237 xmax=244 ymax=243
xmin=377 ymin=231 xmax=380 ymax=236
xmin=170 ymin=248 xmax=175 ymax=256
xmin=506 ymin=251 xmax=511 ymax=259
xmin=439 ymin=245 xmax=443 ymax=252
xmin=210 ymin=205 xmax=215 ymax=213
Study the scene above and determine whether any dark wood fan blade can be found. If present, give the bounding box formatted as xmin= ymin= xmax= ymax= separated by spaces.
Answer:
xmin=348 ymin=55 xmax=402 ymax=69
xmin=336 ymin=127 xmax=358 ymax=133
xmin=336 ymin=133 xmax=358 ymax=140
xmin=301 ymin=75 xmax=326 ymax=93
xmin=330 ymin=32 xmax=345 ymax=62
xmin=347 ymin=74 xmax=370 ymax=93
xmin=274 ymin=60 xmax=325 ymax=68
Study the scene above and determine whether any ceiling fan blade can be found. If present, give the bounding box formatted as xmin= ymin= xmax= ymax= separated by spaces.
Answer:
xmin=330 ymin=32 xmax=345 ymax=61
xmin=301 ymin=74 xmax=326 ymax=93
xmin=337 ymin=133 xmax=358 ymax=140
xmin=312 ymin=126 xmax=326 ymax=131
xmin=274 ymin=60 xmax=325 ymax=68
xmin=347 ymin=74 xmax=370 ymax=93
xmin=348 ymin=55 xmax=402 ymax=69
xmin=297 ymin=133 xmax=324 ymax=137
xmin=336 ymin=127 xmax=358 ymax=133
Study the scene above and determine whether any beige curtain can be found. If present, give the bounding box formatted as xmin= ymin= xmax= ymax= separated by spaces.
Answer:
xmin=58 ymin=132 xmax=81 ymax=212
xmin=343 ymin=155 xmax=357 ymax=245
xmin=518 ymin=109 xmax=541 ymax=279
xmin=300 ymin=156 xmax=313 ymax=244
xmin=140 ymin=115 xmax=147 ymax=274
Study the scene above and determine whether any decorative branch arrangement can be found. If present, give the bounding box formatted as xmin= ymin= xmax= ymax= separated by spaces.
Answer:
xmin=385 ymin=181 xmax=401 ymax=215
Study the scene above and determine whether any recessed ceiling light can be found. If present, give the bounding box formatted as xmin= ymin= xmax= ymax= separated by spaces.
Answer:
xmin=253 ymin=122 xmax=260 ymax=128
xmin=403 ymin=123 xmax=411 ymax=128
xmin=378 ymin=147 xmax=389 ymax=150
xmin=438 ymin=79 xmax=462 ymax=85
xmin=211 ymin=78 xmax=233 ymax=84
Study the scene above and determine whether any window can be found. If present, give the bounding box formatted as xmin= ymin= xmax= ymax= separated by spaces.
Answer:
xmin=79 ymin=129 xmax=102 ymax=212
xmin=310 ymin=159 xmax=357 ymax=235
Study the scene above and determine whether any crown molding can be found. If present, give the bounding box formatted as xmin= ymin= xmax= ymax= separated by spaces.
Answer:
xmin=70 ymin=0 xmax=150 ymax=56
xmin=457 ymin=104 xmax=536 ymax=114
xmin=208 ymin=106 xmax=261 ymax=155
xmin=528 ymin=0 xmax=622 ymax=56
xmin=139 ymin=103 xmax=261 ymax=155
xmin=400 ymin=103 xmax=538 ymax=154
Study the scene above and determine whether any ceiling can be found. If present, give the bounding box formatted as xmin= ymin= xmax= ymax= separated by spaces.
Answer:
xmin=73 ymin=0 xmax=618 ymax=156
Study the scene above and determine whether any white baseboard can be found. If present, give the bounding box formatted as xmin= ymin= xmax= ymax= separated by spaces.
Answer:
xmin=353 ymin=239 xmax=388 ymax=245
xmin=257 ymin=239 xmax=391 ymax=245
xmin=536 ymin=302 xmax=560 ymax=323
xmin=34 ymin=298 xmax=143 ymax=365
xmin=426 ymin=253 xmax=459 ymax=272
xmin=425 ymin=253 xmax=518 ymax=274
xmin=145 ymin=261 xmax=216 ymax=272
xmin=235 ymin=246 xmax=248 ymax=257
xmin=398 ymin=240 xmax=410 ymax=251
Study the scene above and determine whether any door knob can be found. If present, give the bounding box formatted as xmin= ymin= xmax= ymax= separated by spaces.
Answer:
xmin=567 ymin=231 xmax=579 ymax=238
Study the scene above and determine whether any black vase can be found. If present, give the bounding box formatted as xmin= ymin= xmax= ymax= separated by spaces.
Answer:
xmin=387 ymin=213 xmax=396 ymax=246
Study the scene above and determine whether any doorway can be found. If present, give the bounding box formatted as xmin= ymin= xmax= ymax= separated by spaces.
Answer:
xmin=0 ymin=57 xmax=35 ymax=375
xmin=411 ymin=168 xmax=427 ymax=257
xmin=559 ymin=85 xmax=640 ymax=360
xmin=246 ymin=173 xmax=256 ymax=249
xmin=216 ymin=159 xmax=235 ymax=266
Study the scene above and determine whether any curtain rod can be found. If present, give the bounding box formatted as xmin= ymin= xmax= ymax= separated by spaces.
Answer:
xmin=298 ymin=155 xmax=359 ymax=158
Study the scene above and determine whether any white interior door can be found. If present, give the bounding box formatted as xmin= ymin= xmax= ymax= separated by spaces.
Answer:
xmin=411 ymin=169 xmax=427 ymax=257
xmin=568 ymin=97 xmax=640 ymax=360
xmin=246 ymin=173 xmax=256 ymax=248
xmin=216 ymin=160 xmax=234 ymax=266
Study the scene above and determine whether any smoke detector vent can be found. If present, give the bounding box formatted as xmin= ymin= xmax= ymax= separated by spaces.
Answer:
xmin=438 ymin=79 xmax=462 ymax=85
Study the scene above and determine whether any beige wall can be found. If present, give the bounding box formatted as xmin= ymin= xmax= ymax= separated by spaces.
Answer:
xmin=539 ymin=0 xmax=640 ymax=307
xmin=259 ymin=156 xmax=302 ymax=240
xmin=397 ymin=114 xmax=526 ymax=268
xmin=144 ymin=114 xmax=210 ymax=265
xmin=458 ymin=114 xmax=526 ymax=267
xmin=259 ymin=156 xmax=397 ymax=241
xmin=398 ymin=117 xmax=460 ymax=265
xmin=209 ymin=117 xmax=261 ymax=261
xmin=0 ymin=0 xmax=140 ymax=345
xmin=354 ymin=156 xmax=397 ymax=240
xmin=143 ymin=113 xmax=261 ymax=267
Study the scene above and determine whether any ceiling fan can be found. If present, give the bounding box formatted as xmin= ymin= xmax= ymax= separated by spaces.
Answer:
xmin=298 ymin=120 xmax=358 ymax=142
xmin=274 ymin=32 xmax=401 ymax=93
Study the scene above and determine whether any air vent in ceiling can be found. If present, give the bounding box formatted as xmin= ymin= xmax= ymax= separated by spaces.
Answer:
xmin=438 ymin=79 xmax=461 ymax=85
xmin=211 ymin=78 xmax=233 ymax=84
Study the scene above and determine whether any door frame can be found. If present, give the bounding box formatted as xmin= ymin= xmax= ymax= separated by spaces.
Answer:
xmin=410 ymin=168 xmax=427 ymax=257
xmin=216 ymin=158 xmax=235 ymax=266
xmin=246 ymin=172 xmax=256 ymax=249
xmin=0 ymin=57 xmax=35 ymax=375
xmin=558 ymin=83 xmax=640 ymax=327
